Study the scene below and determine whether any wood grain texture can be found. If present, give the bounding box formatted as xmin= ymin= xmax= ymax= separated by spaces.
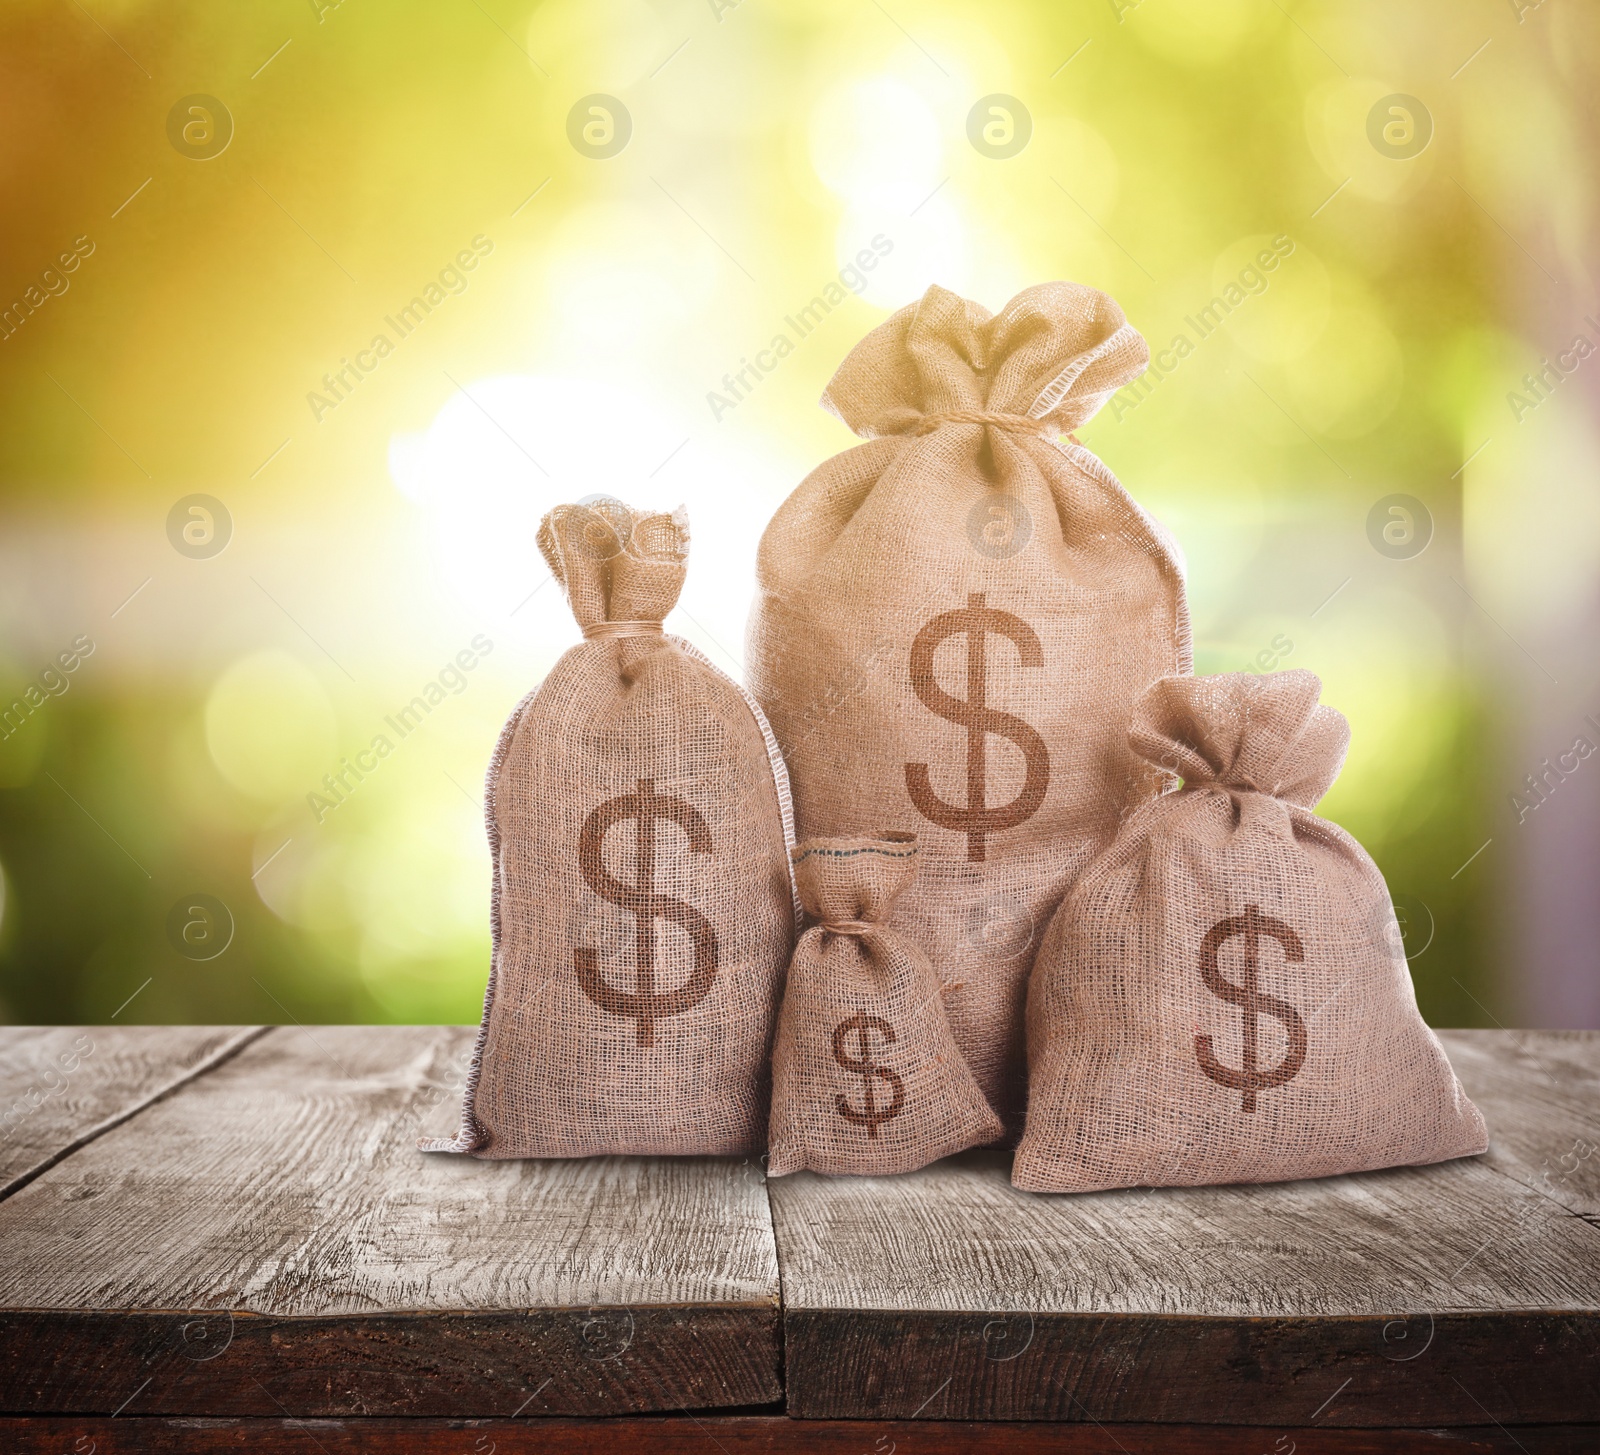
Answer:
xmin=0 ymin=1417 xmax=1593 ymax=1454
xmin=783 ymin=1309 xmax=1600 ymax=1426
xmin=0 ymin=1026 xmax=266 ymax=1196
xmin=3 ymin=1027 xmax=1594 ymax=1427
xmin=770 ymin=1145 xmax=1600 ymax=1317
xmin=0 ymin=1307 xmax=778 ymax=1418
xmin=772 ymin=1032 xmax=1600 ymax=1424
xmin=1440 ymin=1030 xmax=1600 ymax=1219
xmin=0 ymin=1025 xmax=780 ymax=1415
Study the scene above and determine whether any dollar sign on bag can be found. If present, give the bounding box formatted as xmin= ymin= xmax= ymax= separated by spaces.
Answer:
xmin=1195 ymin=904 xmax=1308 ymax=1113
xmin=905 ymin=592 xmax=1050 ymax=862
xmin=576 ymin=777 xmax=719 ymax=1048
xmin=831 ymin=1013 xmax=905 ymax=1138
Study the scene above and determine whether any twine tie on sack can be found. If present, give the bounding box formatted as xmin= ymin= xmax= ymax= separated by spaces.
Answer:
xmin=909 ymin=410 xmax=1045 ymax=435
xmin=906 ymin=411 xmax=1080 ymax=445
xmin=819 ymin=919 xmax=876 ymax=937
xmin=582 ymin=620 xmax=665 ymax=641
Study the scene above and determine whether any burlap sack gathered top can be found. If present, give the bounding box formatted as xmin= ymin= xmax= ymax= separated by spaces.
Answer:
xmin=1014 ymin=669 xmax=1488 ymax=1194
xmin=768 ymin=831 xmax=1002 ymax=1177
xmin=748 ymin=282 xmax=1192 ymax=1133
xmin=424 ymin=499 xmax=798 ymax=1159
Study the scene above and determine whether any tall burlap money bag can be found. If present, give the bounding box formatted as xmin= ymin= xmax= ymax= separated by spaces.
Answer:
xmin=748 ymin=282 xmax=1191 ymax=1131
xmin=424 ymin=500 xmax=797 ymax=1159
xmin=1013 ymin=670 xmax=1488 ymax=1193
xmin=768 ymin=832 xmax=1002 ymax=1177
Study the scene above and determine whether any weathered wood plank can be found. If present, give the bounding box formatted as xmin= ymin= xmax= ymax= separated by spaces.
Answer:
xmin=772 ymin=1144 xmax=1600 ymax=1319
xmin=0 ymin=1307 xmax=777 ymax=1419
xmin=1440 ymin=1030 xmax=1600 ymax=1219
xmin=772 ymin=1032 xmax=1600 ymax=1425
xmin=783 ymin=1308 xmax=1600 ymax=1426
xmin=0 ymin=1026 xmax=267 ymax=1197
xmin=0 ymin=1026 xmax=780 ymax=1416
xmin=0 ymin=1417 xmax=1591 ymax=1454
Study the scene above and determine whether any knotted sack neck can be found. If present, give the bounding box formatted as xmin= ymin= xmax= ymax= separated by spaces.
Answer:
xmin=1182 ymin=769 xmax=1268 ymax=796
xmin=1128 ymin=671 xmax=1351 ymax=811
xmin=582 ymin=620 xmax=665 ymax=641
xmin=819 ymin=919 xmax=877 ymax=937
xmin=904 ymin=410 xmax=1077 ymax=442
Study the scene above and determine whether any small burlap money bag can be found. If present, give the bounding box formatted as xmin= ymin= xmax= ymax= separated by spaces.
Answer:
xmin=424 ymin=500 xmax=797 ymax=1159
xmin=748 ymin=282 xmax=1191 ymax=1132
xmin=1013 ymin=670 xmax=1487 ymax=1193
xmin=768 ymin=832 xmax=1002 ymax=1177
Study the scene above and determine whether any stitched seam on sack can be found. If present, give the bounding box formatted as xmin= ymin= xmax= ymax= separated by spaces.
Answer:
xmin=790 ymin=846 xmax=918 ymax=862
xmin=420 ymin=684 xmax=539 ymax=1155
xmin=1028 ymin=320 xmax=1140 ymax=417
xmin=1060 ymin=436 xmax=1194 ymax=675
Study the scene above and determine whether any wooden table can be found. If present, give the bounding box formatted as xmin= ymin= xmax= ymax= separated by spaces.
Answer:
xmin=0 ymin=1026 xmax=1594 ymax=1452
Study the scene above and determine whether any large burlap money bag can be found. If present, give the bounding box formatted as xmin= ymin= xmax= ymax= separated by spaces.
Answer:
xmin=425 ymin=500 xmax=797 ymax=1159
xmin=748 ymin=282 xmax=1191 ymax=1130
xmin=1013 ymin=670 xmax=1487 ymax=1193
xmin=768 ymin=832 xmax=1002 ymax=1177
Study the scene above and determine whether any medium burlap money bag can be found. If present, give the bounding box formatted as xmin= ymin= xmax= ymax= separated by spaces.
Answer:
xmin=1013 ymin=669 xmax=1488 ymax=1193
xmin=748 ymin=282 xmax=1191 ymax=1132
xmin=425 ymin=500 xmax=797 ymax=1159
xmin=768 ymin=832 xmax=1002 ymax=1177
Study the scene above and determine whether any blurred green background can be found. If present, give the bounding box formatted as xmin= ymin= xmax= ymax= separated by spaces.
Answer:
xmin=1 ymin=0 xmax=1595 ymax=1028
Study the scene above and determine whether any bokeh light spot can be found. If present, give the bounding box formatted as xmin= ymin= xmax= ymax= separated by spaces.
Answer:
xmin=204 ymin=651 xmax=337 ymax=804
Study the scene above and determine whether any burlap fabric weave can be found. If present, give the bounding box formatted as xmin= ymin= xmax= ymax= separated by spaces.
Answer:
xmin=1014 ymin=670 xmax=1488 ymax=1193
xmin=748 ymin=282 xmax=1192 ymax=1133
xmin=425 ymin=500 xmax=796 ymax=1159
xmin=768 ymin=832 xmax=1002 ymax=1177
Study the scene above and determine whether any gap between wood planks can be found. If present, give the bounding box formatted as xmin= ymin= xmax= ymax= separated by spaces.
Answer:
xmin=0 ymin=1025 xmax=273 ymax=1205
